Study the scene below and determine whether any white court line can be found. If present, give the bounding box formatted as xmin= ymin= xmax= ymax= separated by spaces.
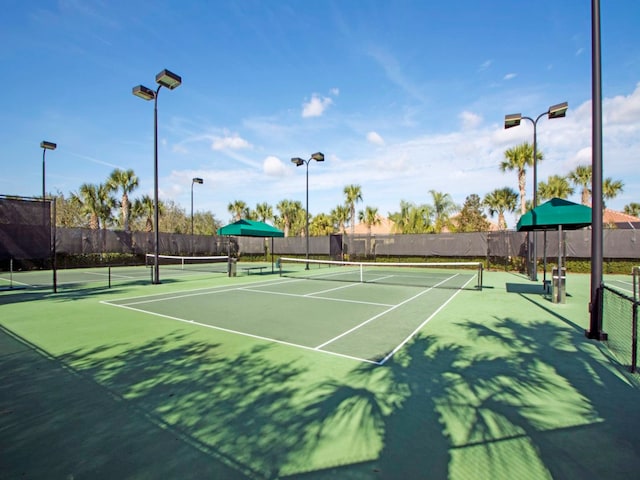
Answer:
xmin=104 ymin=277 xmax=300 ymax=305
xmin=102 ymin=300 xmax=380 ymax=365
xmin=0 ymin=277 xmax=33 ymax=287
xmin=315 ymin=274 xmax=459 ymax=350
xmin=239 ymin=287 xmax=395 ymax=307
xmin=377 ymin=274 xmax=477 ymax=365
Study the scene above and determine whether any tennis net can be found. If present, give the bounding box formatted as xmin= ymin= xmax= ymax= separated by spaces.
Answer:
xmin=145 ymin=254 xmax=229 ymax=273
xmin=277 ymin=257 xmax=483 ymax=290
xmin=603 ymin=285 xmax=639 ymax=373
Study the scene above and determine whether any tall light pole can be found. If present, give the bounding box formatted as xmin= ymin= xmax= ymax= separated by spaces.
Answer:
xmin=291 ymin=152 xmax=324 ymax=269
xmin=504 ymin=101 xmax=568 ymax=281
xmin=41 ymin=140 xmax=57 ymax=292
xmin=191 ymin=177 xmax=203 ymax=236
xmin=40 ymin=141 xmax=57 ymax=204
xmin=133 ymin=69 xmax=182 ymax=284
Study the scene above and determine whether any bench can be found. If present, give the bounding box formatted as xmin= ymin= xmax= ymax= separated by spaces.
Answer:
xmin=241 ymin=266 xmax=266 ymax=275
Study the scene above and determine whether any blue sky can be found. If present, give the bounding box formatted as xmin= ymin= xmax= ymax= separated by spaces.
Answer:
xmin=1 ymin=0 xmax=639 ymax=228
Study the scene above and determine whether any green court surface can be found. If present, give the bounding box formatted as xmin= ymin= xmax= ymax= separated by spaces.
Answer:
xmin=1 ymin=266 xmax=639 ymax=479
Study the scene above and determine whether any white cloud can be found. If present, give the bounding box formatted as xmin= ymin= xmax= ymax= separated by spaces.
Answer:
xmin=504 ymin=73 xmax=517 ymax=81
xmin=459 ymin=111 xmax=482 ymax=130
xmin=302 ymin=94 xmax=334 ymax=118
xmin=263 ymin=156 xmax=288 ymax=177
xmin=576 ymin=47 xmax=585 ymax=56
xmin=479 ymin=60 xmax=492 ymax=71
xmin=211 ymin=132 xmax=251 ymax=150
xmin=605 ymin=82 xmax=640 ymax=125
xmin=330 ymin=87 xmax=340 ymax=96
xmin=367 ymin=131 xmax=385 ymax=146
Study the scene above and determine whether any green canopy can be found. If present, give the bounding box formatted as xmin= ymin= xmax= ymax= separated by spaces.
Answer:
xmin=217 ymin=219 xmax=284 ymax=237
xmin=516 ymin=198 xmax=592 ymax=232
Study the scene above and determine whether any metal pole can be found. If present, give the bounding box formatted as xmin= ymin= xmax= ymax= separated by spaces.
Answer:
xmin=191 ymin=180 xmax=195 ymax=236
xmin=153 ymin=86 xmax=161 ymax=284
xmin=587 ymin=0 xmax=606 ymax=339
xmin=42 ymin=149 xmax=46 ymax=203
xmin=305 ymin=159 xmax=310 ymax=269
xmin=532 ymin=120 xmax=538 ymax=281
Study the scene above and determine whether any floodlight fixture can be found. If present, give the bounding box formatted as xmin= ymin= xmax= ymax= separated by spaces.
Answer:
xmin=192 ymin=177 xmax=204 ymax=184
xmin=40 ymin=141 xmax=57 ymax=150
xmin=311 ymin=152 xmax=325 ymax=162
xmin=504 ymin=113 xmax=522 ymax=129
xmin=548 ymin=101 xmax=569 ymax=119
xmin=291 ymin=157 xmax=305 ymax=167
xmin=156 ymin=69 xmax=182 ymax=90
xmin=132 ymin=85 xmax=156 ymax=101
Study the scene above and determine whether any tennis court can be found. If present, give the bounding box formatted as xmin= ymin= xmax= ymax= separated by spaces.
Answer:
xmin=102 ymin=260 xmax=481 ymax=364
xmin=2 ymin=264 xmax=640 ymax=479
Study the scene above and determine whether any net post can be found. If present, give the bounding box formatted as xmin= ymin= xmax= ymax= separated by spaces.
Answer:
xmin=9 ymin=258 xmax=13 ymax=289
xmin=108 ymin=265 xmax=112 ymax=288
xmin=478 ymin=262 xmax=483 ymax=290
xmin=632 ymin=300 xmax=638 ymax=373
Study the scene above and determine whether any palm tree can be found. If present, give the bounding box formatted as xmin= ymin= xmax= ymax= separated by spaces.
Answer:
xmin=310 ymin=213 xmax=334 ymax=236
xmin=500 ymin=142 xmax=542 ymax=215
xmin=96 ymin=183 xmax=116 ymax=231
xmin=389 ymin=201 xmax=432 ymax=233
xmin=276 ymin=199 xmax=302 ymax=237
xmin=483 ymin=187 xmax=518 ymax=231
xmin=357 ymin=206 xmax=381 ymax=236
xmin=388 ymin=200 xmax=413 ymax=233
xmin=255 ymin=202 xmax=273 ymax=224
xmin=429 ymin=190 xmax=457 ymax=233
xmin=568 ymin=165 xmax=592 ymax=205
xmin=623 ymin=203 xmax=640 ymax=217
xmin=537 ymin=175 xmax=574 ymax=201
xmin=132 ymin=195 xmax=156 ymax=232
xmin=227 ymin=200 xmax=247 ymax=221
xmin=603 ymin=178 xmax=624 ymax=207
xmin=330 ymin=205 xmax=350 ymax=234
xmin=107 ymin=168 xmax=139 ymax=232
xmin=71 ymin=183 xmax=102 ymax=230
xmin=343 ymin=184 xmax=363 ymax=236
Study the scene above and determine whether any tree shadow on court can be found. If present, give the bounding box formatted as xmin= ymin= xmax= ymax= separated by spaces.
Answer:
xmin=1 ymin=325 xmax=332 ymax=479
xmin=291 ymin=317 xmax=640 ymax=479
xmin=4 ymin=313 xmax=640 ymax=479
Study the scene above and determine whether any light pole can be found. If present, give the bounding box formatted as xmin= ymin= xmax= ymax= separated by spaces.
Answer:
xmin=504 ymin=101 xmax=568 ymax=281
xmin=191 ymin=177 xmax=203 ymax=236
xmin=291 ymin=152 xmax=324 ymax=269
xmin=133 ymin=69 xmax=182 ymax=284
xmin=41 ymin=140 xmax=57 ymax=292
xmin=40 ymin=141 xmax=57 ymax=204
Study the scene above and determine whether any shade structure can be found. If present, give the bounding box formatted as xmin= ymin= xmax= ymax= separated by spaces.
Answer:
xmin=217 ymin=219 xmax=284 ymax=237
xmin=517 ymin=198 xmax=592 ymax=232
xmin=517 ymin=198 xmax=592 ymax=300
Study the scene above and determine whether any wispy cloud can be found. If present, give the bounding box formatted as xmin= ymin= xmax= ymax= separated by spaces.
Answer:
xmin=459 ymin=111 xmax=482 ymax=130
xmin=211 ymin=132 xmax=252 ymax=150
xmin=479 ymin=59 xmax=492 ymax=71
xmin=504 ymin=73 xmax=517 ymax=81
